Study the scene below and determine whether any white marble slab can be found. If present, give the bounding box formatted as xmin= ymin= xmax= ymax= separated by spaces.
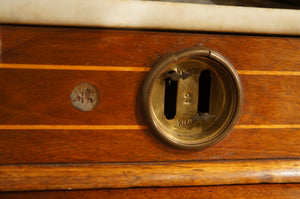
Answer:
xmin=0 ymin=0 xmax=299 ymax=35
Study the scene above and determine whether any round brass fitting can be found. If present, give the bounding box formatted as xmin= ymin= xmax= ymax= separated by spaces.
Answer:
xmin=142 ymin=47 xmax=243 ymax=150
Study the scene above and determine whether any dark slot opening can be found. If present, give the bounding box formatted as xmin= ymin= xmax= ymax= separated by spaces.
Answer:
xmin=164 ymin=72 xmax=178 ymax=120
xmin=198 ymin=70 xmax=211 ymax=113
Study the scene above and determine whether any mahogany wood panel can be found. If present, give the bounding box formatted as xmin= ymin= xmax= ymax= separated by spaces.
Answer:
xmin=0 ymin=160 xmax=299 ymax=191
xmin=0 ymin=69 xmax=299 ymax=125
xmin=0 ymin=25 xmax=299 ymax=192
xmin=0 ymin=69 xmax=145 ymax=125
xmin=0 ymin=129 xmax=299 ymax=164
xmin=0 ymin=25 xmax=299 ymax=164
xmin=1 ymin=25 xmax=300 ymax=72
xmin=1 ymin=184 xmax=300 ymax=199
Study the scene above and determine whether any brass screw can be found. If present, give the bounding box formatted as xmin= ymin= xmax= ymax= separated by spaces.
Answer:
xmin=70 ymin=82 xmax=99 ymax=111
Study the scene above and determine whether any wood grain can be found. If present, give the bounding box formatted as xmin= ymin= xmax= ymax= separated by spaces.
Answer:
xmin=0 ymin=70 xmax=299 ymax=125
xmin=1 ymin=25 xmax=300 ymax=71
xmin=0 ymin=69 xmax=300 ymax=164
xmin=0 ymin=129 xmax=299 ymax=164
xmin=0 ymin=160 xmax=299 ymax=191
xmin=0 ymin=69 xmax=146 ymax=125
xmin=0 ymin=25 xmax=299 ymax=193
xmin=1 ymin=184 xmax=299 ymax=199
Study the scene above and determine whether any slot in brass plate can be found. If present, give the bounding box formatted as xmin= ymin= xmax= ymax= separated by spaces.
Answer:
xmin=143 ymin=47 xmax=243 ymax=150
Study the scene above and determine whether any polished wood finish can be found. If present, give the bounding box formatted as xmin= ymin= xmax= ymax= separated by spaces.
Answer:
xmin=0 ymin=129 xmax=299 ymax=164
xmin=0 ymin=69 xmax=299 ymax=163
xmin=1 ymin=25 xmax=300 ymax=71
xmin=0 ymin=160 xmax=299 ymax=191
xmin=0 ymin=69 xmax=299 ymax=126
xmin=0 ymin=25 xmax=299 ymax=193
xmin=1 ymin=184 xmax=300 ymax=199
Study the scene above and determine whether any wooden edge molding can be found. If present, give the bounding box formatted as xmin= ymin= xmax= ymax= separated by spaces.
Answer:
xmin=1 ymin=184 xmax=300 ymax=199
xmin=0 ymin=159 xmax=299 ymax=192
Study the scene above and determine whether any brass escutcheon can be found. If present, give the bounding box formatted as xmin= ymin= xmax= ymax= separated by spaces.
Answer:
xmin=142 ymin=47 xmax=243 ymax=150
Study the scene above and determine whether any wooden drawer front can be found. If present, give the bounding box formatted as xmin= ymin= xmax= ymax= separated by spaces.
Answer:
xmin=0 ymin=25 xmax=299 ymax=191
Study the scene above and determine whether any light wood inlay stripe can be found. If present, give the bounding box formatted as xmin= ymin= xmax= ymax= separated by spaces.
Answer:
xmin=0 ymin=125 xmax=148 ymax=130
xmin=0 ymin=64 xmax=151 ymax=72
xmin=236 ymin=125 xmax=300 ymax=129
xmin=0 ymin=160 xmax=299 ymax=191
xmin=237 ymin=70 xmax=300 ymax=76
xmin=0 ymin=124 xmax=299 ymax=130
xmin=1 ymin=64 xmax=300 ymax=75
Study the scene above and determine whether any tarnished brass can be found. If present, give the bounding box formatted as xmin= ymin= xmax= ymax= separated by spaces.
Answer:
xmin=142 ymin=47 xmax=243 ymax=150
xmin=70 ymin=82 xmax=100 ymax=112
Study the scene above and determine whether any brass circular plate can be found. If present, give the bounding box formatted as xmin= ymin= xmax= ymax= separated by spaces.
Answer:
xmin=70 ymin=82 xmax=100 ymax=112
xmin=142 ymin=47 xmax=243 ymax=150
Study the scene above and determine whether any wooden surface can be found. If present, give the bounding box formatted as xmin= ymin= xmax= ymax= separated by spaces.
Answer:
xmin=1 ymin=25 xmax=300 ymax=71
xmin=1 ymin=184 xmax=300 ymax=199
xmin=0 ymin=129 xmax=299 ymax=164
xmin=0 ymin=160 xmax=299 ymax=191
xmin=0 ymin=25 xmax=299 ymax=164
xmin=0 ymin=25 xmax=299 ymax=192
